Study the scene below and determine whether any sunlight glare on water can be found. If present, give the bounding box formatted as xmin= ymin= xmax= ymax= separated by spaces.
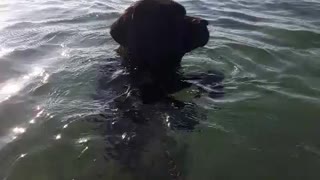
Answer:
xmin=12 ymin=127 xmax=26 ymax=135
xmin=0 ymin=67 xmax=49 ymax=103
xmin=55 ymin=134 xmax=62 ymax=140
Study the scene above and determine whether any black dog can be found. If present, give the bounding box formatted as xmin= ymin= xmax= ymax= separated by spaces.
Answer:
xmin=110 ymin=0 xmax=209 ymax=71
xmin=110 ymin=0 xmax=210 ymax=103
xmin=89 ymin=1 xmax=222 ymax=177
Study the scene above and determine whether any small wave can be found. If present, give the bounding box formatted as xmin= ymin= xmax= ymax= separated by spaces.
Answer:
xmin=213 ymin=17 xmax=259 ymax=31
xmin=277 ymin=74 xmax=320 ymax=97
xmin=0 ymin=25 xmax=62 ymax=48
xmin=226 ymin=43 xmax=288 ymax=71
xmin=2 ymin=44 xmax=61 ymax=62
xmin=2 ymin=23 xmax=74 ymax=46
xmin=2 ymin=22 xmax=39 ymax=30
xmin=264 ymin=1 xmax=320 ymax=20
xmin=261 ymin=26 xmax=320 ymax=49
xmin=205 ymin=91 xmax=261 ymax=104
xmin=224 ymin=11 xmax=265 ymax=22
xmin=44 ymin=12 xmax=119 ymax=25
xmin=40 ymin=30 xmax=76 ymax=45
xmin=257 ymin=85 xmax=320 ymax=105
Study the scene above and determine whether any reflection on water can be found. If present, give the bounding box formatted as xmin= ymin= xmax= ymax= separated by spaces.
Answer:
xmin=0 ymin=67 xmax=50 ymax=103
xmin=55 ymin=134 xmax=61 ymax=140
xmin=12 ymin=127 xmax=26 ymax=135
xmin=0 ymin=103 xmax=53 ymax=151
xmin=77 ymin=137 xmax=89 ymax=144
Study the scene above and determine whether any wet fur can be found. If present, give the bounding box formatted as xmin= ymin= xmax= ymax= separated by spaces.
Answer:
xmin=110 ymin=0 xmax=210 ymax=103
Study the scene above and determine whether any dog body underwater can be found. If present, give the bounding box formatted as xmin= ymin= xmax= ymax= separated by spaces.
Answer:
xmin=89 ymin=0 xmax=224 ymax=178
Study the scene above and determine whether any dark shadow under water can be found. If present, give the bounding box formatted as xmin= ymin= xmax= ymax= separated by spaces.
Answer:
xmin=87 ymin=57 xmax=224 ymax=180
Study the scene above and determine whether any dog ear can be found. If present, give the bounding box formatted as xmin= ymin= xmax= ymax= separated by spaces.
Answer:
xmin=110 ymin=6 xmax=135 ymax=47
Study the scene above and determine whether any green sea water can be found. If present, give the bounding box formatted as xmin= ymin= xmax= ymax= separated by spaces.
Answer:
xmin=0 ymin=0 xmax=320 ymax=179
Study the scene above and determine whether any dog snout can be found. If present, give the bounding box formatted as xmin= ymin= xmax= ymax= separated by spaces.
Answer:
xmin=200 ymin=19 xmax=209 ymax=26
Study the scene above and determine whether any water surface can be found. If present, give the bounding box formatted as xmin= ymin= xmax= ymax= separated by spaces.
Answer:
xmin=0 ymin=0 xmax=320 ymax=179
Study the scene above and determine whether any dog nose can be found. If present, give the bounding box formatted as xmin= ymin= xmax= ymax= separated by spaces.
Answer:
xmin=200 ymin=19 xmax=209 ymax=26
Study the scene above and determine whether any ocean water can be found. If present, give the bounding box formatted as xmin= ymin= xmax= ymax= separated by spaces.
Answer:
xmin=0 ymin=0 xmax=320 ymax=179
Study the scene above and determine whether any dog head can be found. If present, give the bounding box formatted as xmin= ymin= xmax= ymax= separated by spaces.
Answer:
xmin=110 ymin=0 xmax=210 ymax=59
